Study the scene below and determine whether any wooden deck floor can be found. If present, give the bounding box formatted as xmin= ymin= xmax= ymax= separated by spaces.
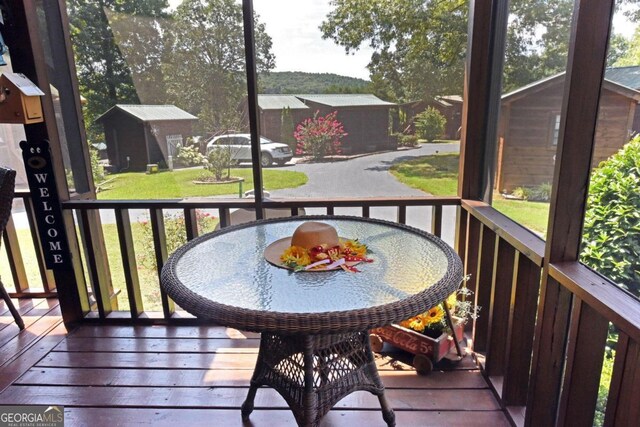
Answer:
xmin=0 ymin=299 xmax=509 ymax=426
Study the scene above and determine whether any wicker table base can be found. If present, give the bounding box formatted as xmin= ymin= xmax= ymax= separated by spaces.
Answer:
xmin=241 ymin=331 xmax=395 ymax=427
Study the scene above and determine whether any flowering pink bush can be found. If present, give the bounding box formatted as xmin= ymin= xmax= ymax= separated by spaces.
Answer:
xmin=294 ymin=111 xmax=347 ymax=160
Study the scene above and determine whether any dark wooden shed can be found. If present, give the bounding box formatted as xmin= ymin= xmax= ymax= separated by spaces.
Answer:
xmin=295 ymin=94 xmax=395 ymax=154
xmin=96 ymin=105 xmax=198 ymax=172
xmin=496 ymin=74 xmax=640 ymax=192
xmin=256 ymin=95 xmax=310 ymax=143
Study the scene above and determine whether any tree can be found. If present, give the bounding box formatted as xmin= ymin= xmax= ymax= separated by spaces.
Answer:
xmin=67 ymin=0 xmax=169 ymax=143
xmin=294 ymin=111 xmax=346 ymax=160
xmin=322 ymin=0 xmax=640 ymax=100
xmin=163 ymin=0 xmax=275 ymax=134
xmin=321 ymin=0 xmax=467 ymax=102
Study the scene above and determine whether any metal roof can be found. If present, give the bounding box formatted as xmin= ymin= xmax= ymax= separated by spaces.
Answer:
xmin=258 ymin=95 xmax=309 ymax=110
xmin=605 ymin=66 xmax=640 ymax=90
xmin=502 ymin=72 xmax=640 ymax=103
xmin=1 ymin=72 xmax=45 ymax=96
xmin=96 ymin=104 xmax=198 ymax=122
xmin=295 ymin=94 xmax=395 ymax=107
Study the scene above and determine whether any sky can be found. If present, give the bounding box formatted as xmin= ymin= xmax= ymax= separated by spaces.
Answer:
xmin=168 ymin=0 xmax=374 ymax=80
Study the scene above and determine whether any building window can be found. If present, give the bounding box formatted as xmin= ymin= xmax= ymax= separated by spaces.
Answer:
xmin=550 ymin=114 xmax=561 ymax=145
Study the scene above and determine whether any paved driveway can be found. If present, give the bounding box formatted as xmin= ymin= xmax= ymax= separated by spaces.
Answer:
xmin=271 ymin=143 xmax=459 ymax=198
xmin=270 ymin=143 xmax=460 ymax=245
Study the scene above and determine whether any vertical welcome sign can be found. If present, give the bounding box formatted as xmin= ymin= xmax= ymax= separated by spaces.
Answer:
xmin=20 ymin=140 xmax=71 ymax=269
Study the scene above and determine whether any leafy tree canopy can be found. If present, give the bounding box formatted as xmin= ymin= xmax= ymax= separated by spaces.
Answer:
xmin=321 ymin=0 xmax=640 ymax=101
xmin=68 ymin=0 xmax=169 ymax=142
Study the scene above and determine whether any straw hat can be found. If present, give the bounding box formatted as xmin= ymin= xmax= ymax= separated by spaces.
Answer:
xmin=264 ymin=221 xmax=350 ymax=270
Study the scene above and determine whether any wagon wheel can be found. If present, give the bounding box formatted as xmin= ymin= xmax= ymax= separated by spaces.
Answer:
xmin=413 ymin=354 xmax=433 ymax=376
xmin=369 ymin=333 xmax=384 ymax=353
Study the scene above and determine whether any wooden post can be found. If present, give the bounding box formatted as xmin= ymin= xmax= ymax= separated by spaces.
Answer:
xmin=526 ymin=1 xmax=616 ymax=425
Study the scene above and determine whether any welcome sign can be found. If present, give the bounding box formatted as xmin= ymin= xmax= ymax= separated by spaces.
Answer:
xmin=20 ymin=140 xmax=71 ymax=269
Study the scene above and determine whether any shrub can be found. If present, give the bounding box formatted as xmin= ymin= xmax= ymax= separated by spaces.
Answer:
xmin=414 ymin=107 xmax=446 ymax=142
xmin=203 ymin=144 xmax=232 ymax=181
xmin=176 ymin=144 xmax=205 ymax=167
xmin=529 ymin=183 xmax=552 ymax=201
xmin=138 ymin=211 xmax=217 ymax=270
xmin=90 ymin=146 xmax=105 ymax=183
xmin=294 ymin=111 xmax=346 ymax=160
xmin=394 ymin=133 xmax=419 ymax=147
xmin=582 ymin=136 xmax=640 ymax=298
xmin=511 ymin=186 xmax=530 ymax=200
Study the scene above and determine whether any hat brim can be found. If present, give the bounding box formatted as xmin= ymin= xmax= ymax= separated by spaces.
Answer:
xmin=264 ymin=237 xmax=362 ymax=271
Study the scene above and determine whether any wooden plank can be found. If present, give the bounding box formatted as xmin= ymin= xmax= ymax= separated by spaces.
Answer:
xmin=114 ymin=208 xmax=143 ymax=317
xmin=396 ymin=205 xmax=406 ymax=224
xmin=16 ymin=367 xmax=488 ymax=390
xmin=431 ymin=205 xmax=442 ymax=237
xmin=557 ymin=300 xmax=608 ymax=427
xmin=0 ymin=322 xmax=68 ymax=392
xmin=63 ymin=196 xmax=461 ymax=210
xmin=485 ymin=238 xmax=516 ymax=376
xmin=2 ymin=216 xmax=29 ymax=292
xmin=502 ymin=254 xmax=541 ymax=406
xmin=525 ymin=277 xmax=573 ymax=427
xmin=63 ymin=407 xmax=510 ymax=427
xmin=54 ymin=337 xmax=261 ymax=353
xmin=362 ymin=206 xmax=370 ymax=218
xmin=454 ymin=206 xmax=467 ymax=267
xmin=150 ymin=208 xmax=174 ymax=318
xmin=604 ymin=334 xmax=640 ymax=427
xmin=70 ymin=325 xmax=260 ymax=339
xmin=473 ymin=225 xmax=496 ymax=352
xmin=77 ymin=209 xmax=112 ymax=317
xmin=549 ymin=262 xmax=640 ymax=343
xmin=183 ymin=208 xmax=199 ymax=241
xmin=0 ymin=306 xmax=62 ymax=366
xmin=0 ymin=385 xmax=501 ymax=411
xmin=36 ymin=350 xmax=473 ymax=373
xmin=462 ymin=200 xmax=544 ymax=266
xmin=0 ymin=298 xmax=52 ymax=336
xmin=218 ymin=207 xmax=231 ymax=228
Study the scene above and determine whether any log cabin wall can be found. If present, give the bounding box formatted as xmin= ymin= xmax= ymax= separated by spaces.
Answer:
xmin=498 ymin=83 xmax=637 ymax=192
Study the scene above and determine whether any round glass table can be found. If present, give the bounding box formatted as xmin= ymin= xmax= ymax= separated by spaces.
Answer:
xmin=161 ymin=216 xmax=463 ymax=427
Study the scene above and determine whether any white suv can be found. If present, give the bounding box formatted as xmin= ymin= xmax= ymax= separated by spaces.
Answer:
xmin=206 ymin=134 xmax=292 ymax=167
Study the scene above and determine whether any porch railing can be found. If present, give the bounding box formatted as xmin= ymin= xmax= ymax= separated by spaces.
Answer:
xmin=3 ymin=192 xmax=639 ymax=426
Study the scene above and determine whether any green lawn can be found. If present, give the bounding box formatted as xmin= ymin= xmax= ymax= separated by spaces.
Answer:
xmin=98 ymin=167 xmax=307 ymax=199
xmin=390 ymin=153 xmax=550 ymax=234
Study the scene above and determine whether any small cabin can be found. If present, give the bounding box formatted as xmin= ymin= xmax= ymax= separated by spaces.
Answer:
xmin=497 ymin=74 xmax=640 ymax=192
xmin=96 ymin=104 xmax=198 ymax=172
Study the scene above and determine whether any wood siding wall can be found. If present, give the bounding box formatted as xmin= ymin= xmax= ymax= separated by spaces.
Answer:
xmin=259 ymin=109 xmax=309 ymax=144
xmin=302 ymin=101 xmax=394 ymax=154
xmin=102 ymin=115 xmax=195 ymax=172
xmin=498 ymin=86 xmax=635 ymax=192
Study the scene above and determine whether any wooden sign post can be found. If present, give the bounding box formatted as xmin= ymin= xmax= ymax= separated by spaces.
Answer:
xmin=20 ymin=139 xmax=71 ymax=269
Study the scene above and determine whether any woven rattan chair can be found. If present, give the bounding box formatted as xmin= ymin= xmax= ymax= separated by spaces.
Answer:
xmin=0 ymin=167 xmax=24 ymax=330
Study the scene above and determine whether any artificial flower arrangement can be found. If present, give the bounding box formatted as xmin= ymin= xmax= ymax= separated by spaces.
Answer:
xmin=398 ymin=287 xmax=477 ymax=338
xmin=280 ymin=239 xmax=373 ymax=273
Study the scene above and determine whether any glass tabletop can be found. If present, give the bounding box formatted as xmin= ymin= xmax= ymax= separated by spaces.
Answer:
xmin=173 ymin=217 xmax=454 ymax=314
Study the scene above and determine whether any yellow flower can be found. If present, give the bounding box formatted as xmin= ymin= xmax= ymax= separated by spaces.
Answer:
xmin=445 ymin=293 xmax=457 ymax=311
xmin=422 ymin=306 xmax=445 ymax=326
xmin=280 ymin=246 xmax=311 ymax=266
xmin=408 ymin=317 xmax=426 ymax=333
xmin=342 ymin=239 xmax=368 ymax=257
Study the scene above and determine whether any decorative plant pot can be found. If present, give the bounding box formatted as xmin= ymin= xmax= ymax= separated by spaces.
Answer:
xmin=370 ymin=319 xmax=464 ymax=375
